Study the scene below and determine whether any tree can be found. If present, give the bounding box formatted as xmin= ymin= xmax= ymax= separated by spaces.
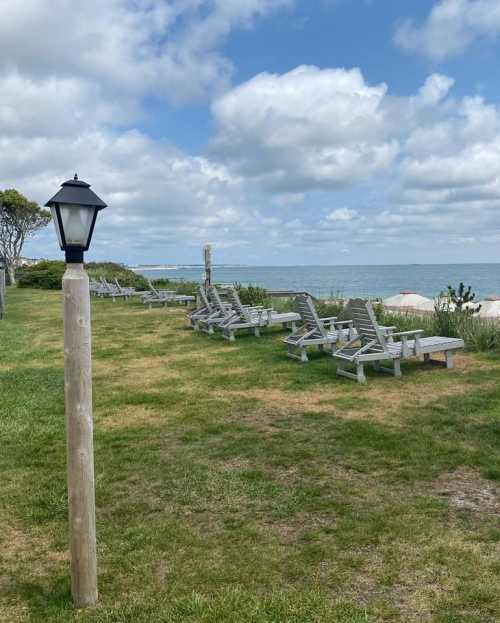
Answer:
xmin=447 ymin=282 xmax=481 ymax=314
xmin=0 ymin=189 xmax=51 ymax=284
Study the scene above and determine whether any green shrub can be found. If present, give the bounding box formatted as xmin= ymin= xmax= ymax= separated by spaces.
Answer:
xmin=380 ymin=309 xmax=435 ymax=337
xmin=315 ymin=300 xmax=345 ymax=320
xmin=17 ymin=260 xmax=65 ymax=289
xmin=151 ymin=278 xmax=198 ymax=296
xmin=432 ymin=298 xmax=460 ymax=338
xmin=235 ymin=283 xmax=270 ymax=307
xmin=86 ymin=262 xmax=148 ymax=290
xmin=455 ymin=315 xmax=500 ymax=351
xmin=17 ymin=261 xmax=148 ymax=290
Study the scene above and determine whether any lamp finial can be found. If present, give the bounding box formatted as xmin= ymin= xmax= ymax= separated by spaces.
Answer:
xmin=74 ymin=173 xmax=78 ymax=181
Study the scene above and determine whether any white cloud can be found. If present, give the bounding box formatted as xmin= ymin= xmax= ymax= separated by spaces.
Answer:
xmin=400 ymin=96 xmax=500 ymax=199
xmin=0 ymin=0 xmax=293 ymax=104
xmin=414 ymin=74 xmax=455 ymax=107
xmin=0 ymin=72 xmax=138 ymax=138
xmin=326 ymin=208 xmax=358 ymax=222
xmin=2 ymin=0 xmax=500 ymax=263
xmin=211 ymin=65 xmax=400 ymax=192
xmin=394 ymin=0 xmax=500 ymax=60
xmin=0 ymin=0 xmax=299 ymax=262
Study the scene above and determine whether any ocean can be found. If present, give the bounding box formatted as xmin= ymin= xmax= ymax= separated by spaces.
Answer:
xmin=135 ymin=264 xmax=500 ymax=300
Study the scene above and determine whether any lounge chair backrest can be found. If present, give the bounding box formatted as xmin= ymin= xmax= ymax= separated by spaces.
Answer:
xmin=208 ymin=286 xmax=227 ymax=313
xmin=147 ymin=279 xmax=160 ymax=297
xmin=348 ymin=298 xmax=388 ymax=353
xmin=100 ymin=277 xmax=112 ymax=291
xmin=198 ymin=285 xmax=212 ymax=310
xmin=226 ymin=287 xmax=251 ymax=321
xmin=295 ymin=295 xmax=328 ymax=338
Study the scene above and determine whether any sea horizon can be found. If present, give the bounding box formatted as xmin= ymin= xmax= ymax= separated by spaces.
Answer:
xmin=134 ymin=263 xmax=500 ymax=300
xmin=129 ymin=261 xmax=500 ymax=268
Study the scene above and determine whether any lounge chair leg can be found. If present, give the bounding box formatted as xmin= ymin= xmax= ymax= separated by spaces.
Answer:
xmin=445 ymin=351 xmax=455 ymax=369
xmin=291 ymin=321 xmax=297 ymax=331
xmin=208 ymin=325 xmax=214 ymax=335
xmin=318 ymin=344 xmax=324 ymax=353
xmin=424 ymin=353 xmax=430 ymax=363
xmin=254 ymin=327 xmax=260 ymax=337
xmin=300 ymin=347 xmax=308 ymax=363
xmin=336 ymin=360 xmax=361 ymax=382
xmin=393 ymin=359 xmax=402 ymax=377
xmin=331 ymin=342 xmax=337 ymax=354
xmin=356 ymin=362 xmax=366 ymax=384
xmin=229 ymin=331 xmax=235 ymax=342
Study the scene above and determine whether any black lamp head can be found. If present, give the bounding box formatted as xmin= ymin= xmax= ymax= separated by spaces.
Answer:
xmin=45 ymin=175 xmax=107 ymax=263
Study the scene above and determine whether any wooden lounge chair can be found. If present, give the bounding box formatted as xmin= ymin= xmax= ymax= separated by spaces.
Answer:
xmin=333 ymin=298 xmax=464 ymax=383
xmin=89 ymin=279 xmax=105 ymax=296
xmin=142 ymin=279 xmax=195 ymax=308
xmin=98 ymin=277 xmax=130 ymax=301
xmin=220 ymin=286 xmax=300 ymax=341
xmin=283 ymin=294 xmax=355 ymax=362
xmin=114 ymin=278 xmax=135 ymax=298
xmin=188 ymin=285 xmax=215 ymax=328
xmin=196 ymin=286 xmax=236 ymax=334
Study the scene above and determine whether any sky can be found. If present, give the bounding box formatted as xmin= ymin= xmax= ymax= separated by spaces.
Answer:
xmin=3 ymin=0 xmax=500 ymax=266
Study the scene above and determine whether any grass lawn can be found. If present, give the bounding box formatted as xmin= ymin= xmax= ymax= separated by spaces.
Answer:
xmin=1 ymin=287 xmax=500 ymax=622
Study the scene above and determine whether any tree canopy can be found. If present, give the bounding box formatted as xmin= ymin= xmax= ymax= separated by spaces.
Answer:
xmin=0 ymin=188 xmax=51 ymax=283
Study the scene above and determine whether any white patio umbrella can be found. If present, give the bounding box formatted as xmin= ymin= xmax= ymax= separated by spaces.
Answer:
xmin=477 ymin=296 xmax=500 ymax=318
xmin=383 ymin=291 xmax=434 ymax=312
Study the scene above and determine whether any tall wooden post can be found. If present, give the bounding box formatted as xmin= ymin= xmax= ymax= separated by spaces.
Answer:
xmin=63 ymin=263 xmax=97 ymax=607
xmin=203 ymin=244 xmax=212 ymax=289
xmin=0 ymin=268 xmax=5 ymax=319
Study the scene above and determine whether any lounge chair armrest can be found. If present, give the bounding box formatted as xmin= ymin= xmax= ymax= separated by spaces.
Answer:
xmin=332 ymin=319 xmax=352 ymax=326
xmin=390 ymin=329 xmax=424 ymax=338
xmin=320 ymin=316 xmax=338 ymax=322
xmin=256 ymin=308 xmax=274 ymax=319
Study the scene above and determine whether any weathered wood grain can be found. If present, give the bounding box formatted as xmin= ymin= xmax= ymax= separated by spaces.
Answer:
xmin=63 ymin=263 xmax=98 ymax=607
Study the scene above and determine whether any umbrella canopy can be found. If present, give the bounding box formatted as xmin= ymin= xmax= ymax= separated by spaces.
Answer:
xmin=383 ymin=291 xmax=434 ymax=311
xmin=477 ymin=296 xmax=500 ymax=318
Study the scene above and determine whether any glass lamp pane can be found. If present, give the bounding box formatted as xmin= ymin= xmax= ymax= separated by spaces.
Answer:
xmin=50 ymin=206 xmax=64 ymax=249
xmin=59 ymin=204 xmax=96 ymax=246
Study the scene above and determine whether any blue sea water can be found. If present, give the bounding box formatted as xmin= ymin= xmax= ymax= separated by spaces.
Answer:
xmin=136 ymin=264 xmax=500 ymax=300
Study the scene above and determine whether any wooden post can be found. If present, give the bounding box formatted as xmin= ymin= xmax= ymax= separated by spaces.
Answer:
xmin=203 ymin=244 xmax=212 ymax=289
xmin=0 ymin=268 xmax=5 ymax=319
xmin=63 ymin=263 xmax=97 ymax=607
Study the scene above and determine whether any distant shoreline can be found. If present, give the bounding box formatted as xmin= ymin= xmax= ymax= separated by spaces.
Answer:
xmin=129 ymin=264 xmax=246 ymax=270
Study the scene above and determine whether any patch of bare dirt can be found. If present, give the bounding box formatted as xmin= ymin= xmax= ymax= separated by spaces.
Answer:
xmin=210 ymin=378 xmax=482 ymax=429
xmin=94 ymin=355 xmax=184 ymax=388
xmin=96 ymin=405 xmax=168 ymax=430
xmin=430 ymin=469 xmax=500 ymax=517
xmin=265 ymin=513 xmax=333 ymax=542
xmin=450 ymin=352 xmax=493 ymax=372
xmin=0 ymin=521 xmax=68 ymax=619
xmin=220 ymin=457 xmax=254 ymax=471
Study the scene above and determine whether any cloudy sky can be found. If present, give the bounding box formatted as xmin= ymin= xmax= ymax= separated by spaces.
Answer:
xmin=2 ymin=0 xmax=500 ymax=266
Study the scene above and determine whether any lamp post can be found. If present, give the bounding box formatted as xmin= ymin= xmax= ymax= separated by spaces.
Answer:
xmin=45 ymin=174 xmax=107 ymax=607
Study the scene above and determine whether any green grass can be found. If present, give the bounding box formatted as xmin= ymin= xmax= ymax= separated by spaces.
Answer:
xmin=1 ymin=288 xmax=500 ymax=622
